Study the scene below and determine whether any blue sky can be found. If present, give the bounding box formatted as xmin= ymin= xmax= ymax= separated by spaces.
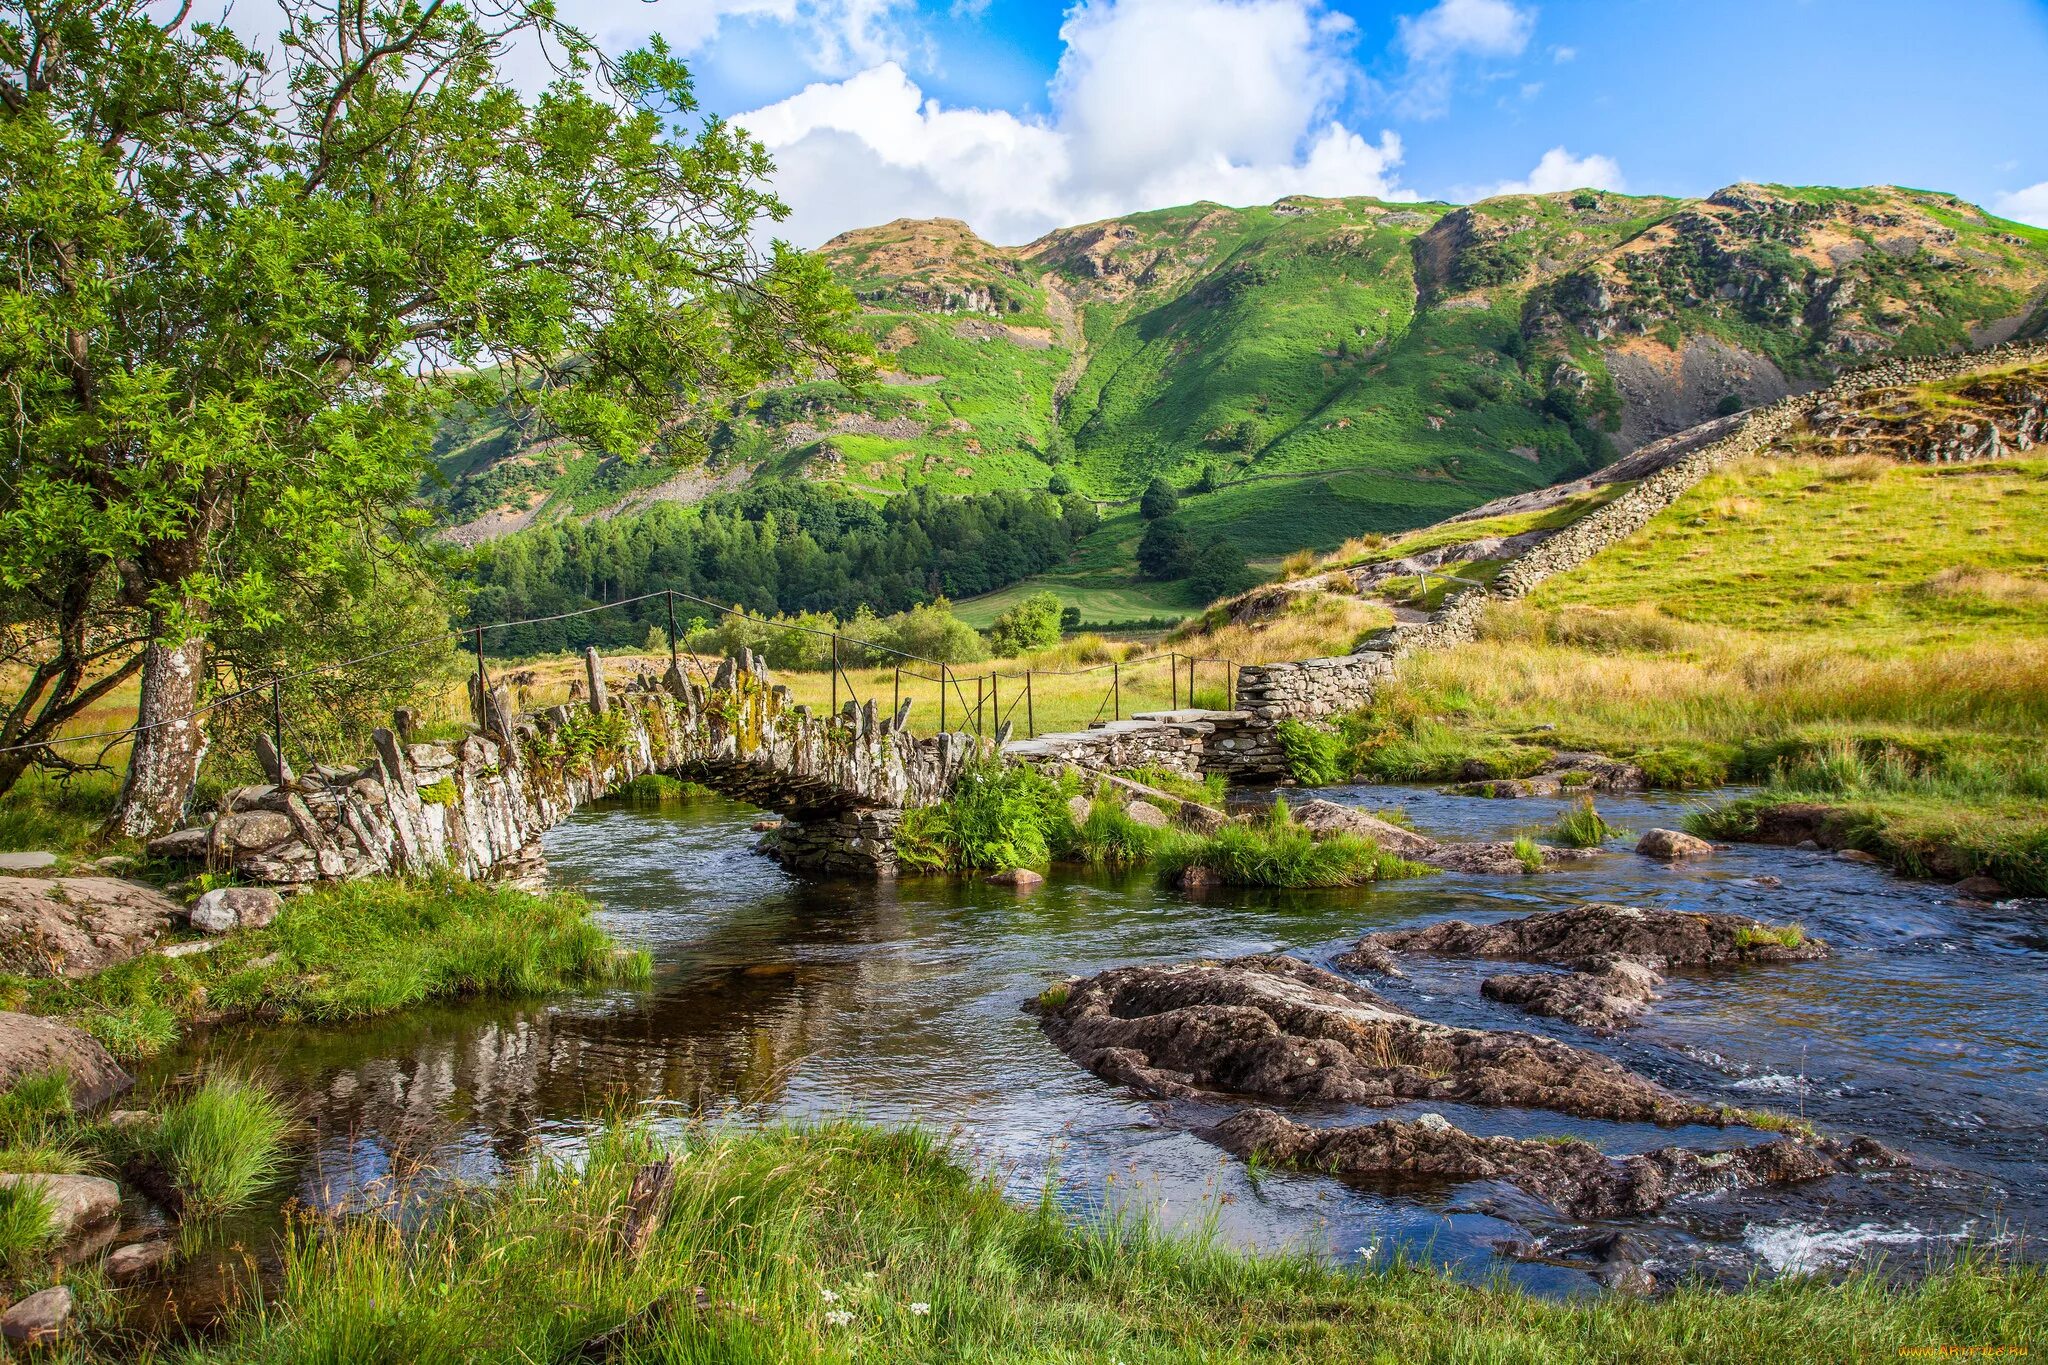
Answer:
xmin=564 ymin=0 xmax=2048 ymax=245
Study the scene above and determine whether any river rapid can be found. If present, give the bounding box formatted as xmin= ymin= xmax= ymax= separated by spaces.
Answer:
xmin=163 ymin=783 xmax=2047 ymax=1296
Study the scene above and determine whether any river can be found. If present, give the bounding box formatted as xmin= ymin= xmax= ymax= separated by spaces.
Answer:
xmin=164 ymin=783 xmax=2047 ymax=1295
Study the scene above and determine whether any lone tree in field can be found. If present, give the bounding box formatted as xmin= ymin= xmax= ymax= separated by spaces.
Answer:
xmin=0 ymin=1 xmax=863 ymax=837
xmin=1139 ymin=477 xmax=1179 ymax=520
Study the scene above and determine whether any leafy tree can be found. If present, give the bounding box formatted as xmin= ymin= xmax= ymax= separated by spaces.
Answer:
xmin=1135 ymin=518 xmax=1195 ymax=580
xmin=0 ymin=1 xmax=862 ymax=834
xmin=985 ymin=591 xmax=1061 ymax=657
xmin=1185 ymin=536 xmax=1258 ymax=601
xmin=1058 ymin=605 xmax=1082 ymax=632
xmin=1138 ymin=477 xmax=1180 ymax=521
xmin=1046 ymin=471 xmax=1073 ymax=496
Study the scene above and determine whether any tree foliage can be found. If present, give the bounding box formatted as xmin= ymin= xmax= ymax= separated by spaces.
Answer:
xmin=1139 ymin=477 xmax=1180 ymax=521
xmin=985 ymin=591 xmax=1063 ymax=658
xmin=0 ymin=0 xmax=864 ymax=831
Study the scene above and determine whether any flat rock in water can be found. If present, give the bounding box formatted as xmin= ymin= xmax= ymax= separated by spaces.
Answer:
xmin=1482 ymin=958 xmax=1663 ymax=1033
xmin=0 ymin=1012 xmax=131 ymax=1108
xmin=1838 ymin=848 xmax=1885 ymax=866
xmin=0 ymin=851 xmax=58 ymax=871
xmin=0 ymin=877 xmax=177 ymax=977
xmin=1037 ymin=955 xmax=1719 ymax=1125
xmin=988 ymin=867 xmax=1044 ymax=887
xmin=0 ymin=1172 xmax=119 ymax=1238
xmin=0 ymin=1286 xmax=72 ymax=1346
xmin=1635 ymin=828 xmax=1714 ymax=860
xmin=1206 ymin=1109 xmax=1906 ymax=1220
xmin=1955 ymin=876 xmax=2008 ymax=900
xmin=105 ymin=1239 xmax=174 ymax=1282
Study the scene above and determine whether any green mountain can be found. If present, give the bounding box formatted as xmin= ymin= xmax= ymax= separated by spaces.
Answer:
xmin=430 ymin=184 xmax=2048 ymax=615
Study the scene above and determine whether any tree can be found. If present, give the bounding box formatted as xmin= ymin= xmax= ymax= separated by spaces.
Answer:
xmin=1139 ymin=477 xmax=1180 ymax=521
xmin=0 ymin=1 xmax=864 ymax=835
xmin=1058 ymin=605 xmax=1082 ymax=633
xmin=1135 ymin=518 xmax=1195 ymax=580
xmin=1185 ymin=536 xmax=1258 ymax=601
xmin=1046 ymin=471 xmax=1073 ymax=496
xmin=985 ymin=591 xmax=1061 ymax=658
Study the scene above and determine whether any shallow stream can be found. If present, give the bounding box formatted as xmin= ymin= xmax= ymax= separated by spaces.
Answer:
xmin=162 ymin=783 xmax=2047 ymax=1296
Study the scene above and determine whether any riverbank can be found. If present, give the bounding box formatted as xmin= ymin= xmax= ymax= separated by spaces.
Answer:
xmin=2 ymin=877 xmax=649 ymax=1059
xmin=134 ymin=1122 xmax=2043 ymax=1362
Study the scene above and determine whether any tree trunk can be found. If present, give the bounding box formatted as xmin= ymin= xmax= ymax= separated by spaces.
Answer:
xmin=108 ymin=622 xmax=210 ymax=841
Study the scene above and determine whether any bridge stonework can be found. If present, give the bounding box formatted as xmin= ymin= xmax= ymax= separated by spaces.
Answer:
xmin=151 ymin=650 xmax=981 ymax=885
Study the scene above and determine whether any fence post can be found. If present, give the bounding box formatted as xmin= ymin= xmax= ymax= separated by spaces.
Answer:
xmin=991 ymin=672 xmax=1000 ymax=737
xmin=1026 ymin=671 xmax=1035 ymax=738
xmin=1189 ymin=654 xmax=1197 ymax=708
xmin=894 ymin=666 xmax=900 ymax=719
xmin=1113 ymin=661 xmax=1121 ymax=720
xmin=831 ymin=634 xmax=839 ymax=715
xmin=941 ymin=665 xmax=948 ymax=732
xmin=271 ymin=678 xmax=284 ymax=781
xmin=665 ymin=589 xmax=679 ymax=678
xmin=974 ymin=673 xmax=985 ymax=736
xmin=1170 ymin=651 xmax=1179 ymax=709
xmin=473 ymin=624 xmax=487 ymax=728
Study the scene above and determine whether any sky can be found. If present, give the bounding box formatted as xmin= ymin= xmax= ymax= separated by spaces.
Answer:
xmin=204 ymin=0 xmax=2048 ymax=247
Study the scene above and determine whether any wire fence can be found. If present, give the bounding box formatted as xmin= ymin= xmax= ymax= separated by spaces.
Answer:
xmin=2 ymin=588 xmax=1247 ymax=769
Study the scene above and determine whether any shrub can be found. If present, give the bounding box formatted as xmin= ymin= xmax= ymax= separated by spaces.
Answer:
xmin=986 ymin=591 xmax=1063 ymax=658
xmin=144 ymin=1075 xmax=292 ymax=1219
xmin=897 ymin=758 xmax=1067 ymax=874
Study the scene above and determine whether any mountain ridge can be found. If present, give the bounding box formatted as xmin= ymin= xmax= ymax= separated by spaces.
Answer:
xmin=431 ymin=183 xmax=2048 ymax=593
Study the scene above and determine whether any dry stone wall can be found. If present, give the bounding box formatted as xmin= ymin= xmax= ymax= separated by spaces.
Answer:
xmin=1012 ymin=340 xmax=2048 ymax=785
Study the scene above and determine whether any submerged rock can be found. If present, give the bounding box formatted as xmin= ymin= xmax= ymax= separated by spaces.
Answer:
xmin=0 ymin=1012 xmax=131 ymax=1108
xmin=1344 ymin=903 xmax=1824 ymax=1031
xmin=105 ymin=1239 xmax=175 ymax=1283
xmin=0 ymin=876 xmax=176 ymax=977
xmin=1206 ymin=1108 xmax=1906 ymax=1220
xmin=1036 ymin=955 xmax=1720 ymax=1125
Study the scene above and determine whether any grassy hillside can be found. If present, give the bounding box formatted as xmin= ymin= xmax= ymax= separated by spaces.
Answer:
xmin=1312 ymin=360 xmax=2048 ymax=891
xmin=431 ymin=184 xmax=2048 ymax=616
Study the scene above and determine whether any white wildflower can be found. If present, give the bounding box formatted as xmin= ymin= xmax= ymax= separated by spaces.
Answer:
xmin=824 ymin=1309 xmax=854 ymax=1328
xmin=909 ymin=1302 xmax=931 ymax=1316
xmin=820 ymin=1288 xmax=841 ymax=1304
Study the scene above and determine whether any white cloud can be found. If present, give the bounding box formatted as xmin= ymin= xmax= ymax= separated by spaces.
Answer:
xmin=1472 ymin=146 xmax=1625 ymax=197
xmin=1396 ymin=0 xmax=1536 ymax=63
xmin=1549 ymin=43 xmax=1577 ymax=62
xmin=1993 ymin=181 xmax=2048 ymax=227
xmin=736 ymin=0 xmax=1411 ymax=246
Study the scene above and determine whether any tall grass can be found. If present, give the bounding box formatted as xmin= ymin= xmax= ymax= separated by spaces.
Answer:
xmin=0 ymin=1179 xmax=55 ymax=1273
xmin=144 ymin=1075 xmax=292 ymax=1219
xmin=2 ymin=877 xmax=650 ymax=1059
xmin=1545 ymin=796 xmax=1625 ymax=848
xmin=166 ymin=1120 xmax=2048 ymax=1364
xmin=1157 ymin=800 xmax=1427 ymax=888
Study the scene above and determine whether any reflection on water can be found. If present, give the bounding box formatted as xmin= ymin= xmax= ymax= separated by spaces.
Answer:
xmin=164 ymin=785 xmax=2048 ymax=1291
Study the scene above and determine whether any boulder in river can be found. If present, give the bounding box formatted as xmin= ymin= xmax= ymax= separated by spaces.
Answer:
xmin=1207 ymin=1108 xmax=1906 ymax=1220
xmin=1635 ymin=828 xmax=1714 ymax=860
xmin=0 ymin=876 xmax=176 ymax=978
xmin=0 ymin=1012 xmax=131 ymax=1108
xmin=1480 ymin=957 xmax=1664 ymax=1033
xmin=1035 ymin=955 xmax=1721 ymax=1125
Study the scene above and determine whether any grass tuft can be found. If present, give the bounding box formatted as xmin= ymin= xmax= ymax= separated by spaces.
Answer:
xmin=1510 ymin=835 xmax=1544 ymax=874
xmin=1544 ymin=796 xmax=1625 ymax=848
xmin=1158 ymin=799 xmax=1429 ymax=888
xmin=143 ymin=1075 xmax=292 ymax=1219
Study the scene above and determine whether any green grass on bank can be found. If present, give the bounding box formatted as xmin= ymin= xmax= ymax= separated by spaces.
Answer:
xmin=145 ymin=1121 xmax=2045 ymax=1364
xmin=1332 ymin=451 xmax=2048 ymax=888
xmin=0 ymin=878 xmax=649 ymax=1059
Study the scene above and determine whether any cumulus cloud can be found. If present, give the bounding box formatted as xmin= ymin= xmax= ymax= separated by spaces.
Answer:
xmin=735 ymin=0 xmax=1412 ymax=246
xmin=1993 ymin=181 xmax=2048 ymax=228
xmin=1396 ymin=0 xmax=1536 ymax=63
xmin=1472 ymin=146 xmax=1625 ymax=198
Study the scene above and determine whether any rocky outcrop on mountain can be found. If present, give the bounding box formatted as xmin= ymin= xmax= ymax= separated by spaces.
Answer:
xmin=1035 ymin=955 xmax=1721 ymax=1125
xmin=1206 ymin=1108 xmax=1906 ymax=1220
xmin=1799 ymin=365 xmax=2047 ymax=461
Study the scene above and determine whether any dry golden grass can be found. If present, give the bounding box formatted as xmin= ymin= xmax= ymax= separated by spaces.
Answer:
xmin=1168 ymin=589 xmax=1393 ymax=667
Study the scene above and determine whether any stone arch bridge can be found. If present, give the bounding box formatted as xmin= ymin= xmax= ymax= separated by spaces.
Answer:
xmin=150 ymin=650 xmax=991 ymax=883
